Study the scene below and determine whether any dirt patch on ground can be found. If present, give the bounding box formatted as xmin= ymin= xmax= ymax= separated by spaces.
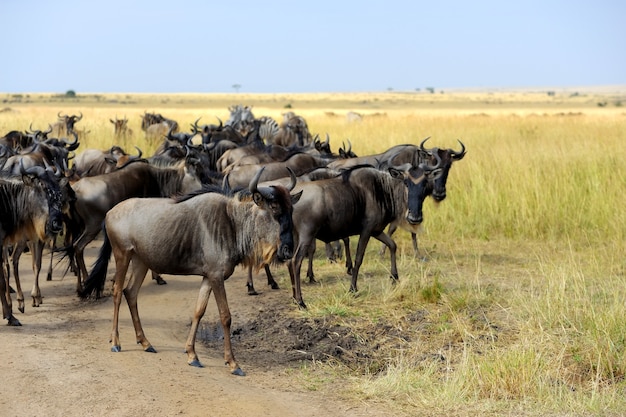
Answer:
xmin=1 ymin=242 xmax=397 ymax=417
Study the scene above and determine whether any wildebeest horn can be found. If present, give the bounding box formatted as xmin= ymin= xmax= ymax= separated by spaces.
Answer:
xmin=57 ymin=111 xmax=65 ymax=120
xmin=420 ymin=151 xmax=441 ymax=171
xmin=324 ymin=133 xmax=330 ymax=146
xmin=249 ymin=167 xmax=265 ymax=195
xmin=132 ymin=146 xmax=143 ymax=159
xmin=419 ymin=136 xmax=433 ymax=152
xmin=76 ymin=112 xmax=83 ymax=121
xmin=62 ymin=130 xmax=79 ymax=148
xmin=286 ymin=167 xmax=297 ymax=191
xmin=191 ymin=117 xmax=202 ymax=133
xmin=451 ymin=139 xmax=466 ymax=160
xmin=216 ymin=117 xmax=223 ymax=129
xmin=19 ymin=159 xmax=45 ymax=177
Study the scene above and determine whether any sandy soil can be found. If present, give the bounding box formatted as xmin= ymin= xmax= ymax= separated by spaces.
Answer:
xmin=1 ymin=241 xmax=393 ymax=417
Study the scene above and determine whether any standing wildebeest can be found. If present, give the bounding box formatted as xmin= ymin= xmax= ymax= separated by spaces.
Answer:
xmin=51 ymin=112 xmax=83 ymax=137
xmin=0 ymin=163 xmax=65 ymax=326
xmin=81 ymin=168 xmax=302 ymax=375
xmin=287 ymin=157 xmax=442 ymax=308
xmin=110 ymin=116 xmax=133 ymax=139
xmin=141 ymin=112 xmax=179 ymax=142
xmin=69 ymin=159 xmax=205 ymax=294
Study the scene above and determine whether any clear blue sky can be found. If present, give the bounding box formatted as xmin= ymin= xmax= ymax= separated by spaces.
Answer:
xmin=1 ymin=0 xmax=624 ymax=93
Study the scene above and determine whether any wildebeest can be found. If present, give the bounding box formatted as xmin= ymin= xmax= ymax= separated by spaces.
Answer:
xmin=272 ymin=114 xmax=312 ymax=147
xmin=51 ymin=112 xmax=83 ymax=137
xmin=0 ymin=163 xmax=65 ymax=326
xmin=141 ymin=112 xmax=179 ymax=142
xmin=68 ymin=159 xmax=206 ymax=294
xmin=71 ymin=145 xmax=143 ymax=178
xmin=81 ymin=168 xmax=302 ymax=375
xmin=287 ymin=157 xmax=442 ymax=308
xmin=110 ymin=116 xmax=133 ymax=139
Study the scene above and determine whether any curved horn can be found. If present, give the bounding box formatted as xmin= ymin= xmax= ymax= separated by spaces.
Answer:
xmin=324 ymin=133 xmax=330 ymax=146
xmin=285 ymin=167 xmax=297 ymax=191
xmin=451 ymin=139 xmax=466 ymax=160
xmin=74 ymin=112 xmax=83 ymax=122
xmin=62 ymin=130 xmax=79 ymax=148
xmin=249 ymin=167 xmax=265 ymax=194
xmin=419 ymin=136 xmax=432 ymax=152
xmin=420 ymin=151 xmax=441 ymax=171
xmin=132 ymin=146 xmax=143 ymax=159
xmin=57 ymin=111 xmax=65 ymax=120
xmin=216 ymin=117 xmax=223 ymax=129
xmin=20 ymin=159 xmax=46 ymax=177
xmin=190 ymin=117 xmax=202 ymax=133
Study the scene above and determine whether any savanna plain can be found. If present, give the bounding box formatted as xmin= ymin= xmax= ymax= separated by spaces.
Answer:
xmin=1 ymin=88 xmax=625 ymax=417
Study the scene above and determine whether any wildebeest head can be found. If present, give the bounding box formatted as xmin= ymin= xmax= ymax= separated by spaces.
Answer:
xmin=389 ymin=153 xmax=443 ymax=226
xmin=20 ymin=161 xmax=65 ymax=236
xmin=57 ymin=112 xmax=83 ymax=134
xmin=248 ymin=167 xmax=302 ymax=262
xmin=420 ymin=138 xmax=466 ymax=202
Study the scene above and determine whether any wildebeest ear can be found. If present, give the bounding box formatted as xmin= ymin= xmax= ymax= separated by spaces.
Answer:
xmin=252 ymin=192 xmax=264 ymax=206
xmin=291 ymin=190 xmax=303 ymax=205
xmin=387 ymin=167 xmax=404 ymax=180
xmin=104 ymin=156 xmax=116 ymax=166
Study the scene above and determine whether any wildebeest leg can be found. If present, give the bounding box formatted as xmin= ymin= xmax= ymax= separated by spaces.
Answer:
xmin=186 ymin=275 xmax=244 ymax=376
xmin=411 ymin=232 xmax=419 ymax=257
xmin=288 ymin=243 xmax=310 ymax=309
xmin=265 ymin=264 xmax=279 ymax=289
xmin=29 ymin=240 xmax=46 ymax=307
xmin=343 ymin=238 xmax=353 ymax=275
xmin=379 ymin=224 xmax=398 ymax=257
xmin=374 ymin=232 xmax=398 ymax=280
xmin=10 ymin=242 xmax=26 ymax=313
xmin=246 ymin=265 xmax=258 ymax=295
xmin=73 ymin=229 xmax=100 ymax=294
xmin=349 ymin=234 xmax=372 ymax=293
xmin=306 ymin=243 xmax=317 ymax=283
xmin=123 ymin=259 xmax=154 ymax=353
xmin=0 ymin=249 xmax=20 ymax=326
xmin=110 ymin=249 xmax=133 ymax=352
xmin=151 ymin=270 xmax=167 ymax=285
xmin=46 ymin=238 xmax=55 ymax=281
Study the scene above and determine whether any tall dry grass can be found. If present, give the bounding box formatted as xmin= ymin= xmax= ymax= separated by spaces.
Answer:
xmin=2 ymin=92 xmax=625 ymax=416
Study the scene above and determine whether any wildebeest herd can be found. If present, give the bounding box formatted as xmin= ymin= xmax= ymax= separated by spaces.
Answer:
xmin=0 ymin=105 xmax=465 ymax=375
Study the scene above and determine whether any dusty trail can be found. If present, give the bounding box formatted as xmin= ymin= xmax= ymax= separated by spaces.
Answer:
xmin=1 ymin=242 xmax=391 ymax=417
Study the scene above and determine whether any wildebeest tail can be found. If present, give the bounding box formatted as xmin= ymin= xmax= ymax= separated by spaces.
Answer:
xmin=79 ymin=224 xmax=112 ymax=299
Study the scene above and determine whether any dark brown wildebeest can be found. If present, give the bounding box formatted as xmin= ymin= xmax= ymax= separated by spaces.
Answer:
xmin=141 ymin=112 xmax=179 ymax=142
xmin=272 ymin=114 xmax=312 ymax=147
xmin=80 ymin=167 xmax=301 ymax=375
xmin=0 ymin=163 xmax=65 ymax=325
xmin=286 ymin=157 xmax=442 ymax=309
xmin=68 ymin=159 xmax=206 ymax=294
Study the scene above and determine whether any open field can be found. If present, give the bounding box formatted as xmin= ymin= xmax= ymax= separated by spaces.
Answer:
xmin=2 ymin=89 xmax=626 ymax=416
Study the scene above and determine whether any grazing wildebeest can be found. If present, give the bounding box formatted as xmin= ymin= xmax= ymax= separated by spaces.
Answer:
xmin=0 ymin=163 xmax=65 ymax=325
xmin=68 ymin=159 xmax=205 ymax=294
xmin=81 ymin=168 xmax=301 ymax=375
xmin=287 ymin=157 xmax=442 ymax=309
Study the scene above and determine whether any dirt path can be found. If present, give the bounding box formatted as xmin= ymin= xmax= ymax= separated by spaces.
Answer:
xmin=1 ymin=243 xmax=392 ymax=417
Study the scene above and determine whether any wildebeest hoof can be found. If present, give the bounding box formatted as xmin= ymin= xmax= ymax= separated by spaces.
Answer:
xmin=294 ymin=299 xmax=307 ymax=310
xmin=189 ymin=359 xmax=203 ymax=368
xmin=144 ymin=346 xmax=157 ymax=353
xmin=7 ymin=317 xmax=22 ymax=326
xmin=9 ymin=286 xmax=16 ymax=294
xmin=154 ymin=276 xmax=167 ymax=285
xmin=231 ymin=368 xmax=246 ymax=376
xmin=269 ymin=282 xmax=280 ymax=290
xmin=111 ymin=345 xmax=121 ymax=352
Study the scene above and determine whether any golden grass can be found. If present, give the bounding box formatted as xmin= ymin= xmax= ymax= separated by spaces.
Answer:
xmin=2 ymin=90 xmax=626 ymax=416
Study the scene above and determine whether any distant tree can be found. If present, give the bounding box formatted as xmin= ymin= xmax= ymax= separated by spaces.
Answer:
xmin=547 ymin=91 xmax=555 ymax=97
xmin=425 ymin=87 xmax=435 ymax=94
xmin=65 ymin=90 xmax=76 ymax=98
xmin=232 ymin=84 xmax=241 ymax=93
xmin=387 ymin=87 xmax=394 ymax=92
